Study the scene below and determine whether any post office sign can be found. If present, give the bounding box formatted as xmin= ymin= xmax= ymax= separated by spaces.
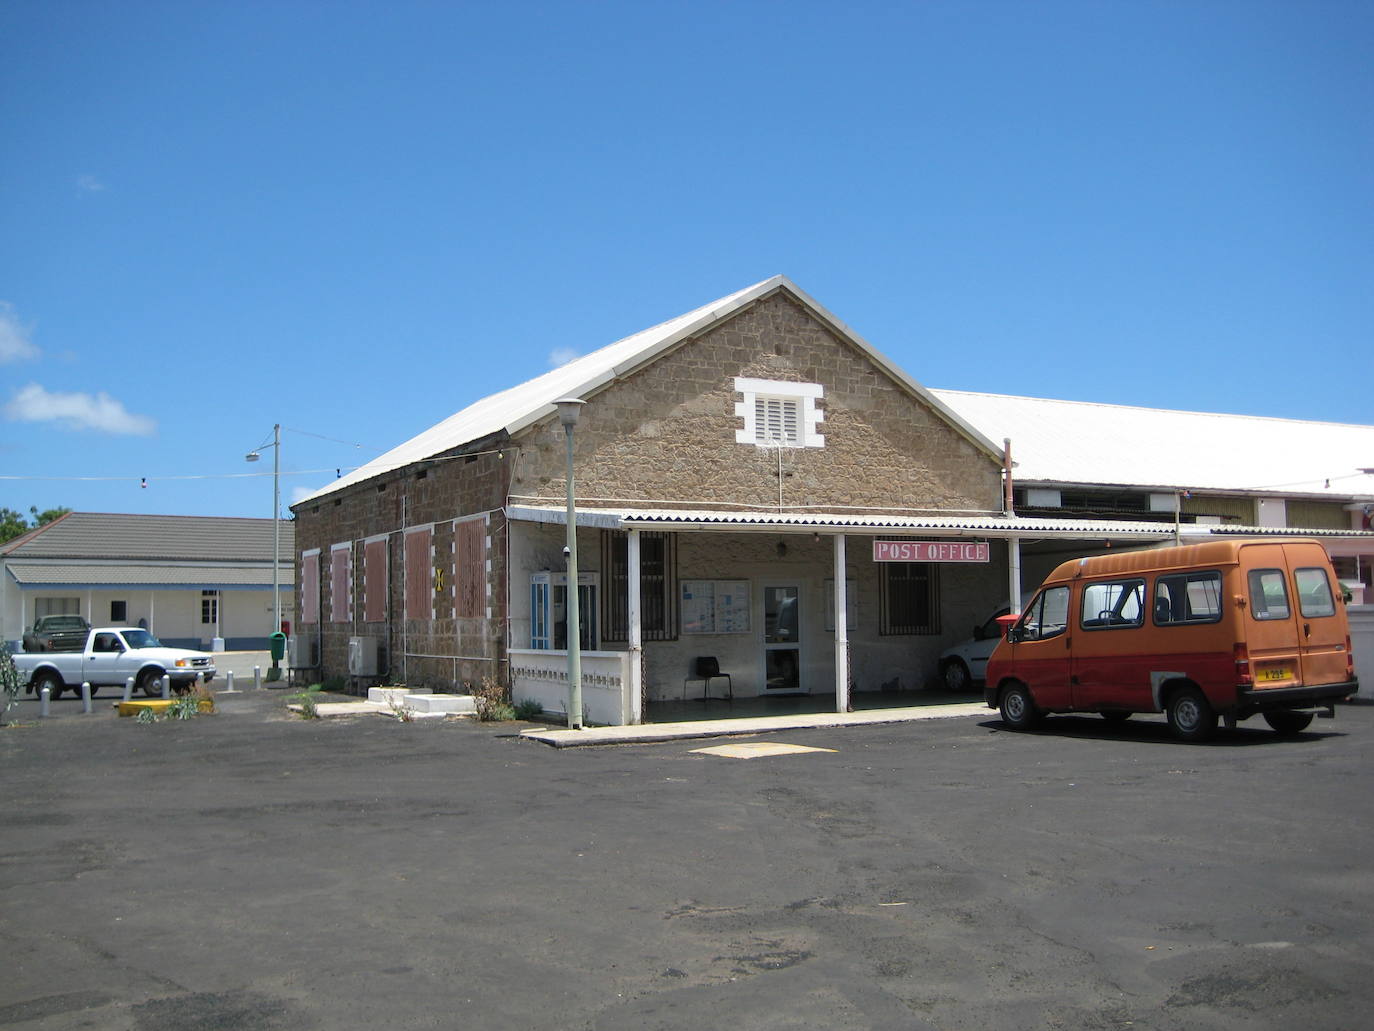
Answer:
xmin=872 ymin=540 xmax=989 ymax=563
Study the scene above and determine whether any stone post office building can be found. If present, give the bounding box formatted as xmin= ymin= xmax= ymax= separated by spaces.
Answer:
xmin=290 ymin=276 xmax=1373 ymax=724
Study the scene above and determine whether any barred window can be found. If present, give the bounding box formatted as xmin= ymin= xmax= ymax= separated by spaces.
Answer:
xmin=601 ymin=530 xmax=678 ymax=642
xmin=879 ymin=562 xmax=940 ymax=635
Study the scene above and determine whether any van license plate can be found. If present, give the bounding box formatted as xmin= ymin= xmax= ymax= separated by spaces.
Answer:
xmin=1258 ymin=667 xmax=1291 ymax=682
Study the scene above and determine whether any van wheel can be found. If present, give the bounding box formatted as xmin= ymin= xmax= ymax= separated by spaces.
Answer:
xmin=1166 ymin=687 xmax=1216 ymax=743
xmin=999 ymin=683 xmax=1041 ymax=730
xmin=940 ymin=659 xmax=971 ymax=692
xmin=1263 ymin=711 xmax=1313 ymax=736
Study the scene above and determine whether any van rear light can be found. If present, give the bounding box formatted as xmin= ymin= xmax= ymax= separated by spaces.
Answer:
xmin=1234 ymin=643 xmax=1252 ymax=686
xmin=1347 ymin=635 xmax=1355 ymax=680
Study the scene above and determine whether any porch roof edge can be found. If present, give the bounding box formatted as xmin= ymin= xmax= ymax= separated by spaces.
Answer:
xmin=506 ymin=504 xmax=1182 ymax=540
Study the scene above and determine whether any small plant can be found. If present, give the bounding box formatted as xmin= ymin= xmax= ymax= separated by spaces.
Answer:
xmin=383 ymin=689 xmax=415 ymax=722
xmin=169 ymin=693 xmax=201 ymax=720
xmin=288 ymin=683 xmax=325 ymax=719
xmin=473 ymin=675 xmax=515 ymax=722
xmin=135 ymin=707 xmax=164 ymax=724
xmin=513 ymin=698 xmax=544 ymax=721
xmin=1 ymin=641 xmax=22 ymax=725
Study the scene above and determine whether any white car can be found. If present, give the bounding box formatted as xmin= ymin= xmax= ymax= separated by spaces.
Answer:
xmin=937 ymin=607 xmax=1012 ymax=692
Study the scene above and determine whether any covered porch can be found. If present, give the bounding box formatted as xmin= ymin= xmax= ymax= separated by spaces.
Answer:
xmin=507 ymin=504 xmax=1178 ymax=726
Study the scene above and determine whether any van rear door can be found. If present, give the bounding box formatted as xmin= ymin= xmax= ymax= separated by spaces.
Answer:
xmin=1243 ymin=544 xmax=1305 ymax=691
xmin=1284 ymin=542 xmax=1348 ymax=688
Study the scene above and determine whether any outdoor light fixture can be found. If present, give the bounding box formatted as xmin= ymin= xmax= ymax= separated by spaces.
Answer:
xmin=554 ymin=398 xmax=586 ymax=729
xmin=246 ymin=424 xmax=282 ymax=670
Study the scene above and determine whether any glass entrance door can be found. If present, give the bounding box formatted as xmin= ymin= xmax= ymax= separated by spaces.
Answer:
xmin=763 ymin=585 xmax=801 ymax=691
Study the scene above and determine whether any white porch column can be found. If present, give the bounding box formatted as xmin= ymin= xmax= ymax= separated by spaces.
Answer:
xmin=627 ymin=527 xmax=643 ymax=725
xmin=833 ymin=533 xmax=850 ymax=713
xmin=1007 ymin=536 xmax=1023 ymax=614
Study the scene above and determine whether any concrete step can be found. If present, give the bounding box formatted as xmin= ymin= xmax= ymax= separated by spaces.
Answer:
xmin=368 ymin=686 xmax=433 ymax=704
xmin=406 ymin=694 xmax=476 ymax=715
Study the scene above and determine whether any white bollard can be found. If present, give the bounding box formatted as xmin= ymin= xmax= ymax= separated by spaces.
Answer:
xmin=223 ymin=671 xmax=237 ymax=694
xmin=81 ymin=682 xmax=93 ymax=714
xmin=253 ymin=665 xmax=262 ymax=690
xmin=161 ymin=674 xmax=171 ymax=700
xmin=123 ymin=677 xmax=135 ymax=702
xmin=40 ymin=685 xmax=50 ymax=718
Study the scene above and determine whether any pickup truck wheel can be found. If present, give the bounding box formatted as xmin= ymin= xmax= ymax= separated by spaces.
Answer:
xmin=940 ymin=659 xmax=971 ymax=692
xmin=138 ymin=669 xmax=165 ymax=699
xmin=33 ymin=670 xmax=64 ymax=701
xmin=1263 ymin=711 xmax=1313 ymax=736
xmin=1166 ymin=687 xmax=1216 ymax=743
xmin=999 ymin=683 xmax=1041 ymax=730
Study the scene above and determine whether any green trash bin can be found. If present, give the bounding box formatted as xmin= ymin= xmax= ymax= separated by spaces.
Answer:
xmin=269 ymin=632 xmax=287 ymax=663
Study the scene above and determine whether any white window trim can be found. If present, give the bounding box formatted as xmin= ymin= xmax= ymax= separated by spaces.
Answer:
xmin=733 ymin=377 xmax=824 ymax=448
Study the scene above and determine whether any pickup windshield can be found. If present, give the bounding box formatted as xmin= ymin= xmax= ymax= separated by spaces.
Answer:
xmin=121 ymin=629 xmax=163 ymax=648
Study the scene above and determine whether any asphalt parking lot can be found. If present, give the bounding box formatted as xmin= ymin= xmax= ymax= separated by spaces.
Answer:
xmin=3 ymin=688 xmax=1371 ymax=1031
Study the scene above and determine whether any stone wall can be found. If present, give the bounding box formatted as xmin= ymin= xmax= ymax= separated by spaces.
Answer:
xmin=292 ymin=451 xmax=508 ymax=692
xmin=508 ymin=291 xmax=1003 ymax=514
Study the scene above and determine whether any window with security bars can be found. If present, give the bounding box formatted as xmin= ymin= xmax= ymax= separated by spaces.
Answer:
xmin=755 ymin=396 xmax=800 ymax=445
xmin=879 ymin=562 xmax=940 ymax=635
xmin=601 ymin=530 xmax=678 ymax=641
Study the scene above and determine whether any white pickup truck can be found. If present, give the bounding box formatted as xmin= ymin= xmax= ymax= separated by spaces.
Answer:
xmin=15 ymin=627 xmax=216 ymax=700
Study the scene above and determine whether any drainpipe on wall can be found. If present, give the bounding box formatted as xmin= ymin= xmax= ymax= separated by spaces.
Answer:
xmin=1004 ymin=438 xmax=1022 ymax=616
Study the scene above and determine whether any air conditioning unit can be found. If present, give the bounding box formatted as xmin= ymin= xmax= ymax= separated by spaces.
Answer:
xmin=348 ymin=636 xmax=380 ymax=676
xmin=287 ymin=635 xmax=318 ymax=668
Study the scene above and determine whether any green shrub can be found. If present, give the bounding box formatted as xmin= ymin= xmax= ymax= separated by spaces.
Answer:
xmin=513 ymin=698 xmax=544 ymax=720
xmin=0 ymin=641 xmax=21 ymax=724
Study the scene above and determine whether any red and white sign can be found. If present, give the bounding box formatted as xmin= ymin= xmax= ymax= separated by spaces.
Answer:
xmin=872 ymin=540 xmax=989 ymax=563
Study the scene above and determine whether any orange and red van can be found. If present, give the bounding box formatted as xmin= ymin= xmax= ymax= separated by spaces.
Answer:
xmin=984 ymin=539 xmax=1358 ymax=741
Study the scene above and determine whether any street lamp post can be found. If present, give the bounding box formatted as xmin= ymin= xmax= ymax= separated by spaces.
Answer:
xmin=245 ymin=424 xmax=282 ymax=673
xmin=555 ymin=398 xmax=586 ymax=730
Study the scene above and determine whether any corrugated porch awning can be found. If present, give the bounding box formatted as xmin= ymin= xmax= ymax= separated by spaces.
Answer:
xmin=507 ymin=505 xmax=1374 ymax=541
xmin=508 ymin=505 xmax=1179 ymax=540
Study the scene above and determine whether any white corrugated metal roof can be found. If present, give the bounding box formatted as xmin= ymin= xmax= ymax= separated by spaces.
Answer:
xmin=932 ymin=390 xmax=1374 ymax=499
xmin=508 ymin=504 xmax=1178 ymax=539
xmin=297 ymin=276 xmax=1000 ymax=506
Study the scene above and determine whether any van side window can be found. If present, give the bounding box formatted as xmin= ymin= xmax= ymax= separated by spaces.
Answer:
xmin=1154 ymin=571 xmax=1223 ymax=625
xmin=1017 ymin=586 xmax=1070 ymax=641
xmin=1081 ymin=579 xmax=1144 ymax=629
xmin=1294 ymin=567 xmax=1336 ymax=618
xmin=1248 ymin=569 xmax=1291 ymax=621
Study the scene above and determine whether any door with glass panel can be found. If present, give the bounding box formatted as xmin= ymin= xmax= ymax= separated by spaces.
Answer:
xmin=763 ymin=585 xmax=801 ymax=691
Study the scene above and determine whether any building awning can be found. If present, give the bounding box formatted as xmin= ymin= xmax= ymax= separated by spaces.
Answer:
xmin=507 ymin=505 xmax=1374 ymax=543
xmin=5 ymin=563 xmax=294 ymax=589
xmin=508 ymin=505 xmax=1179 ymax=540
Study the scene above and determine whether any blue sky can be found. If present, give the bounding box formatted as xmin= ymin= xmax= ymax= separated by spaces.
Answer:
xmin=2 ymin=0 xmax=1371 ymax=521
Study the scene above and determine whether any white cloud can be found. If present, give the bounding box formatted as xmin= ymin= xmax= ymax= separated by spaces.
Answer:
xmin=76 ymin=174 xmax=106 ymax=193
xmin=0 ymin=302 xmax=40 ymax=363
xmin=290 ymin=486 xmax=319 ymax=506
xmin=4 ymin=383 xmax=156 ymax=436
xmin=548 ymin=347 xmax=579 ymax=368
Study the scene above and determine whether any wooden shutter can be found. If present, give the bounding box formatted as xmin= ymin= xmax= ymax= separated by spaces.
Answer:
xmin=404 ymin=527 xmax=432 ymax=620
xmin=456 ymin=519 xmax=485 ymax=618
xmin=330 ymin=545 xmax=352 ymax=623
xmin=301 ymin=552 xmax=320 ymax=625
xmin=363 ymin=537 xmax=388 ymax=623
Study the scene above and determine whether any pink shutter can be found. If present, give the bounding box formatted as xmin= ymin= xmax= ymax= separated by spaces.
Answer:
xmin=364 ymin=538 xmax=387 ymax=623
xmin=330 ymin=546 xmax=351 ymax=622
xmin=456 ymin=520 xmax=485 ymax=618
xmin=301 ymin=553 xmax=320 ymax=625
xmin=404 ymin=528 xmax=432 ymax=620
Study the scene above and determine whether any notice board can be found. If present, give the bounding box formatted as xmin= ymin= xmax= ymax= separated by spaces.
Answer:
xmin=681 ymin=579 xmax=751 ymax=634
